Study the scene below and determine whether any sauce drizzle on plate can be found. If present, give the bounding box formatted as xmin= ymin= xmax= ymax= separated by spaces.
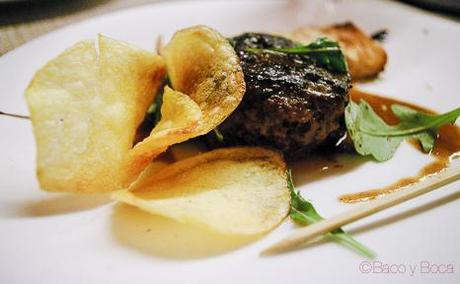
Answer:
xmin=339 ymin=89 xmax=460 ymax=203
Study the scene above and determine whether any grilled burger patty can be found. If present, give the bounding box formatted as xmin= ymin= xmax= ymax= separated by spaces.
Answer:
xmin=209 ymin=33 xmax=352 ymax=159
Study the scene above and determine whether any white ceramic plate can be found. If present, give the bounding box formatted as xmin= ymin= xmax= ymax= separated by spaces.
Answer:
xmin=1 ymin=0 xmax=459 ymax=283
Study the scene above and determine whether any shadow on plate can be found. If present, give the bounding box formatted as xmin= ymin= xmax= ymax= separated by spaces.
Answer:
xmin=289 ymin=153 xmax=368 ymax=187
xmin=350 ymin=190 xmax=460 ymax=235
xmin=111 ymin=204 xmax=261 ymax=260
xmin=0 ymin=193 xmax=112 ymax=218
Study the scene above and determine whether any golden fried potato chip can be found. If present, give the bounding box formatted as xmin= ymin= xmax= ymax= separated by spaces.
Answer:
xmin=124 ymin=26 xmax=245 ymax=183
xmin=125 ymin=87 xmax=202 ymax=184
xmin=112 ymin=147 xmax=290 ymax=235
xmin=25 ymin=35 xmax=166 ymax=193
xmin=162 ymin=25 xmax=245 ymax=133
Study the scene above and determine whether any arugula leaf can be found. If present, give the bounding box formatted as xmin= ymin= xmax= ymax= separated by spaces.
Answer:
xmin=247 ymin=37 xmax=348 ymax=74
xmin=287 ymin=170 xmax=375 ymax=258
xmin=345 ymin=100 xmax=460 ymax=161
xmin=146 ymin=80 xmax=168 ymax=127
xmin=213 ymin=127 xmax=224 ymax=142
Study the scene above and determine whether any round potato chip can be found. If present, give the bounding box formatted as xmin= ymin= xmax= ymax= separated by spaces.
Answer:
xmin=25 ymin=35 xmax=166 ymax=193
xmin=113 ymin=147 xmax=290 ymax=235
xmin=162 ymin=25 xmax=245 ymax=134
xmin=125 ymin=87 xmax=202 ymax=184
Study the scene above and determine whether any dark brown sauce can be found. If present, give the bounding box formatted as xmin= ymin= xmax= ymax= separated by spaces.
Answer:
xmin=339 ymin=89 xmax=460 ymax=203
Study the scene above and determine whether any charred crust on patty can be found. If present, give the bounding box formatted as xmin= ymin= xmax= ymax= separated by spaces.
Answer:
xmin=208 ymin=33 xmax=352 ymax=159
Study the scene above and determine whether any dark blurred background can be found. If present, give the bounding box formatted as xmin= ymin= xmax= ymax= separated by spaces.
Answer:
xmin=403 ymin=0 xmax=460 ymax=13
xmin=1 ymin=0 xmax=459 ymax=55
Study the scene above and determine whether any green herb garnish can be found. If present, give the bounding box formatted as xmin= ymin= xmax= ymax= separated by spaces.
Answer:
xmin=247 ymin=37 xmax=348 ymax=74
xmin=149 ymin=90 xmax=163 ymax=125
xmin=213 ymin=127 xmax=224 ymax=142
xmin=287 ymin=170 xmax=375 ymax=258
xmin=345 ymin=100 xmax=460 ymax=162
xmin=146 ymin=80 xmax=167 ymax=127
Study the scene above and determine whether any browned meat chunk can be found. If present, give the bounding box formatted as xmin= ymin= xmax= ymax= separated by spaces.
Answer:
xmin=208 ymin=33 xmax=351 ymax=159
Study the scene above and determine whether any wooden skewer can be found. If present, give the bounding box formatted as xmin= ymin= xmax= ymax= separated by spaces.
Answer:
xmin=0 ymin=111 xmax=30 ymax=119
xmin=262 ymin=163 xmax=460 ymax=255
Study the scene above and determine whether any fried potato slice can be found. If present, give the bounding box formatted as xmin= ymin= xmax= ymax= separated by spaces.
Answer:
xmin=125 ymin=26 xmax=245 ymax=183
xmin=25 ymin=35 xmax=166 ymax=193
xmin=162 ymin=25 xmax=246 ymax=133
xmin=112 ymin=147 xmax=290 ymax=235
xmin=289 ymin=22 xmax=387 ymax=80
xmin=125 ymin=87 xmax=202 ymax=184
